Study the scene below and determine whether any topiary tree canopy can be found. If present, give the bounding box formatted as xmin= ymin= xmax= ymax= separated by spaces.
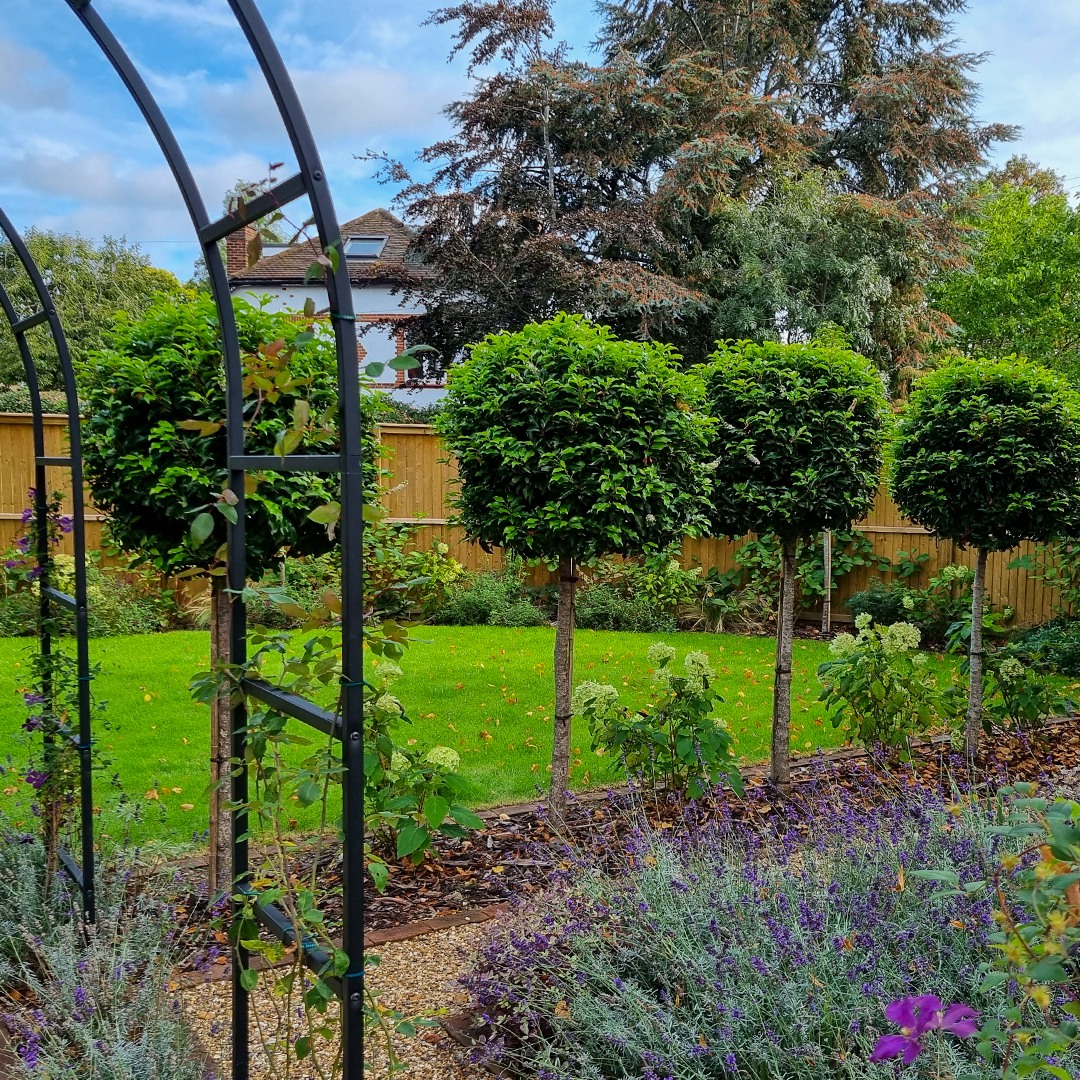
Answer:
xmin=79 ymin=291 xmax=345 ymax=889
xmin=437 ymin=313 xmax=713 ymax=815
xmin=890 ymin=357 xmax=1080 ymax=756
xmin=700 ymin=339 xmax=888 ymax=786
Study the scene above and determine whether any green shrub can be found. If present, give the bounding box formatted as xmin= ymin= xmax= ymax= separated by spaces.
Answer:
xmin=575 ymin=642 xmax=741 ymax=797
xmin=575 ymin=583 xmax=676 ymax=633
xmin=984 ymin=653 xmax=1068 ymax=731
xmin=0 ymin=385 xmax=69 ymax=413
xmin=433 ymin=562 xmax=545 ymax=627
xmin=818 ymin=614 xmax=957 ymax=751
xmin=1013 ymin=618 xmax=1080 ymax=676
xmin=845 ymin=580 xmax=909 ymax=627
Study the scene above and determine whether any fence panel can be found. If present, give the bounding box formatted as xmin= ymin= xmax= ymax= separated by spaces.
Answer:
xmin=0 ymin=415 xmax=1064 ymax=625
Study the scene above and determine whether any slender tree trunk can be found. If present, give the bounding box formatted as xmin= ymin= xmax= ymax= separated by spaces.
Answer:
xmin=965 ymin=547 xmax=989 ymax=759
xmin=551 ymin=555 xmax=576 ymax=822
xmin=771 ymin=538 xmax=796 ymax=789
xmin=207 ymin=576 xmax=233 ymax=894
xmin=821 ymin=530 xmax=833 ymax=635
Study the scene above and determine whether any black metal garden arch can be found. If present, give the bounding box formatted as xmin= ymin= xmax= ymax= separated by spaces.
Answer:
xmin=0 ymin=1 xmax=366 ymax=1075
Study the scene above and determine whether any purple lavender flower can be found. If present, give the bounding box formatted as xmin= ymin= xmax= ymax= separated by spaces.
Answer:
xmin=24 ymin=769 xmax=48 ymax=790
xmin=870 ymin=995 xmax=979 ymax=1064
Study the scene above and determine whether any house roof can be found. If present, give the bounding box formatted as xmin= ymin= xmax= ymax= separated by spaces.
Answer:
xmin=229 ymin=208 xmax=431 ymax=287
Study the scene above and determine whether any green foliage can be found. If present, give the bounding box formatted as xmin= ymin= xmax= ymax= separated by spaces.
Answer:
xmin=983 ymin=654 xmax=1067 ymax=732
xmin=890 ymin=358 xmax=1080 ymax=551
xmin=437 ymin=314 xmax=712 ymax=562
xmin=0 ymin=385 xmax=69 ymax=413
xmin=846 ymin=563 xmax=984 ymax=644
xmin=575 ymin=584 xmax=676 ymax=633
xmin=933 ymin=163 xmax=1080 ymax=384
xmin=1009 ymin=540 xmax=1080 ymax=616
xmin=818 ymin=616 xmax=956 ymax=750
xmin=363 ymin=519 xmax=468 ymax=621
xmin=1013 ymin=618 xmax=1080 ymax=677
xmin=432 ymin=559 xmax=546 ymax=627
xmin=575 ymin=642 xmax=741 ymax=798
xmin=79 ymin=293 xmax=348 ymax=578
xmin=699 ymin=339 xmax=888 ymax=541
xmin=921 ymin=784 xmax=1080 ymax=1078
xmin=0 ymin=231 xmax=187 ymax=391
xmin=362 ymin=660 xmax=482 ymax=870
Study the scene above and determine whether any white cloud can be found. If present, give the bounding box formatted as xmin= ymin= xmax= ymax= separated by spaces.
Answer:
xmin=0 ymin=39 xmax=69 ymax=109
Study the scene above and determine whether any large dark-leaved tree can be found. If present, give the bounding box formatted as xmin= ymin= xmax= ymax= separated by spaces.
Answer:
xmin=437 ymin=313 xmax=712 ymax=817
xmin=700 ymin=340 xmax=888 ymax=787
xmin=79 ymin=293 xmax=343 ymax=889
xmin=890 ymin=358 xmax=1080 ymax=758
xmin=382 ymin=0 xmax=1011 ymax=380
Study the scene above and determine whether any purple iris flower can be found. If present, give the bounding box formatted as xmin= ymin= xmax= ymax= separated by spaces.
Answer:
xmin=870 ymin=995 xmax=979 ymax=1064
xmin=24 ymin=769 xmax=49 ymax=790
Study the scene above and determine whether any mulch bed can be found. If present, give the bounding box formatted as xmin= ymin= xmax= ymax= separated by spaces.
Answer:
xmin=153 ymin=716 xmax=1080 ymax=978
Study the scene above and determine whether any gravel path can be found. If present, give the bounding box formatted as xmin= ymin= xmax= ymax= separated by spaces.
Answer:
xmin=179 ymin=922 xmax=489 ymax=1079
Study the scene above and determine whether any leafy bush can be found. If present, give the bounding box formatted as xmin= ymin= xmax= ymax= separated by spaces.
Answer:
xmin=818 ymin=615 xmax=957 ymax=751
xmin=845 ymin=579 xmax=910 ymax=627
xmin=575 ymin=642 xmax=741 ymax=798
xmin=575 ymin=583 xmax=676 ymax=633
xmin=983 ymin=653 xmax=1068 ymax=731
xmin=1012 ymin=617 xmax=1080 ymax=676
xmin=433 ymin=560 xmax=546 ymax=627
xmin=0 ymin=553 xmax=176 ymax=638
xmin=463 ymin=783 xmax=1013 ymax=1080
xmin=0 ymin=385 xmax=69 ymax=413
xmin=363 ymin=661 xmax=482 ymax=883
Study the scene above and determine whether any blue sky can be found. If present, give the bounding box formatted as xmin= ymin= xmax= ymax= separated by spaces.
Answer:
xmin=1 ymin=0 xmax=1078 ymax=282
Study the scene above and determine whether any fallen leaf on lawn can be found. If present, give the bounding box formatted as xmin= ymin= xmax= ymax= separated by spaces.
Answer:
xmin=180 ymin=803 xmax=195 ymax=812
xmin=145 ymin=789 xmax=159 ymax=801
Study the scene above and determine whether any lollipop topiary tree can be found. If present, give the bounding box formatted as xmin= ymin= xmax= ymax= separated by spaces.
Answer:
xmin=437 ymin=313 xmax=712 ymax=818
xmin=700 ymin=340 xmax=888 ymax=788
xmin=890 ymin=357 xmax=1080 ymax=757
xmin=79 ymin=292 xmax=345 ymax=889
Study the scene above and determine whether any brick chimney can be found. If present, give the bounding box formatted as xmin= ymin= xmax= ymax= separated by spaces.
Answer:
xmin=226 ymin=225 xmax=258 ymax=277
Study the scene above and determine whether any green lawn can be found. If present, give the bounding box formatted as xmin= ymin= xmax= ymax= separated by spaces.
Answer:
xmin=0 ymin=626 xmax=957 ymax=849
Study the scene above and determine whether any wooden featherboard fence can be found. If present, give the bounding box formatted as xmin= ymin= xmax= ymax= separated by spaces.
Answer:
xmin=0 ymin=414 xmax=1060 ymax=626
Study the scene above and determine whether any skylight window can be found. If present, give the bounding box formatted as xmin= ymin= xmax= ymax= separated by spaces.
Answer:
xmin=344 ymin=235 xmax=388 ymax=259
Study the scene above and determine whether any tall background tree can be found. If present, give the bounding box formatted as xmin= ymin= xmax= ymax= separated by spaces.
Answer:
xmin=378 ymin=0 xmax=1011 ymax=383
xmin=437 ymin=313 xmax=712 ymax=817
xmin=0 ymin=231 xmax=184 ymax=389
xmin=700 ymin=340 xmax=888 ymax=787
xmin=933 ymin=157 xmax=1080 ymax=385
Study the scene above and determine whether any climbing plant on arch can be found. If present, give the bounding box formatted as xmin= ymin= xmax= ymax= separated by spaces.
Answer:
xmin=0 ymin=0 xmax=370 ymax=1075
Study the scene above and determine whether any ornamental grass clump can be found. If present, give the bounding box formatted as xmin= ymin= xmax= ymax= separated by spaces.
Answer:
xmin=462 ymin=784 xmax=1020 ymax=1079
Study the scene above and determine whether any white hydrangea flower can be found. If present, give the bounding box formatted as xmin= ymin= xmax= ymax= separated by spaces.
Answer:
xmin=572 ymin=681 xmax=620 ymax=717
xmin=683 ymin=651 xmax=714 ymax=680
xmin=647 ymin=642 xmax=677 ymax=669
xmin=377 ymin=661 xmax=403 ymax=687
xmin=425 ymin=745 xmax=461 ymax=771
xmin=902 ymin=595 xmax=915 ymax=611
xmin=911 ymin=652 xmax=928 ymax=667
xmin=829 ymin=632 xmax=857 ymax=659
xmin=998 ymin=656 xmax=1025 ymax=682
xmin=389 ymin=751 xmax=409 ymax=775
xmin=374 ymin=693 xmax=404 ymax=716
xmin=881 ymin=621 xmax=921 ymax=655
xmin=854 ymin=612 xmax=873 ymax=630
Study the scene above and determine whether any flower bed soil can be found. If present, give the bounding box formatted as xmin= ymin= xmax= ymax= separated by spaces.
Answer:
xmin=159 ymin=717 xmax=1080 ymax=978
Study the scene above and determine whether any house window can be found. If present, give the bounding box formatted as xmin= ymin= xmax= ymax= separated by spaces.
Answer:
xmin=344 ymin=235 xmax=388 ymax=259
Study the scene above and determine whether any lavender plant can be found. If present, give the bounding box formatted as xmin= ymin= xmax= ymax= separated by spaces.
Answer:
xmin=0 ymin=818 xmax=207 ymax=1079
xmin=462 ymin=781 xmax=1020 ymax=1079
